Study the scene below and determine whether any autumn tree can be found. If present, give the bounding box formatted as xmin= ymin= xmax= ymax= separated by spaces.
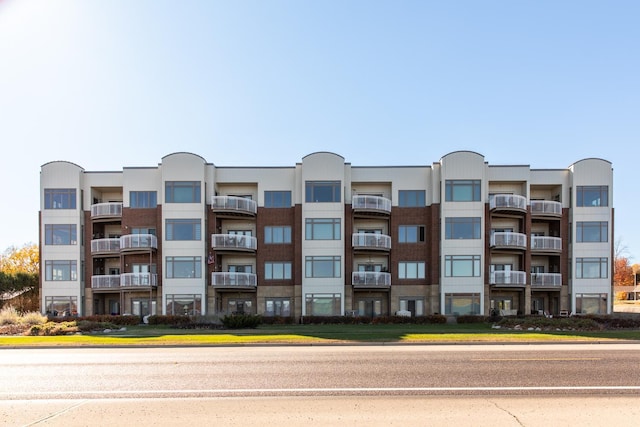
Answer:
xmin=0 ymin=244 xmax=39 ymax=312
xmin=613 ymin=256 xmax=634 ymax=287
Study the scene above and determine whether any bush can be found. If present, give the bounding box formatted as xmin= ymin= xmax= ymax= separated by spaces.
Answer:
xmin=27 ymin=321 xmax=79 ymax=336
xmin=76 ymin=320 xmax=119 ymax=332
xmin=0 ymin=306 xmax=20 ymax=325
xmin=77 ymin=315 xmax=141 ymax=326
xmin=19 ymin=311 xmax=48 ymax=326
xmin=221 ymin=314 xmax=262 ymax=329
xmin=147 ymin=315 xmax=192 ymax=326
xmin=456 ymin=315 xmax=487 ymax=324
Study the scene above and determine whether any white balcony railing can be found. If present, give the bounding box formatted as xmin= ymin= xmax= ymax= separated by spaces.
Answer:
xmin=352 ymin=271 xmax=391 ymax=288
xmin=490 ymin=232 xmax=527 ymax=249
xmin=120 ymin=234 xmax=158 ymax=251
xmin=211 ymin=196 xmax=257 ymax=215
xmin=211 ymin=272 xmax=257 ymax=288
xmin=531 ymin=236 xmax=562 ymax=252
xmin=490 ymin=194 xmax=527 ymax=211
xmin=531 ymin=273 xmax=562 ymax=288
xmin=211 ymin=234 xmax=257 ymax=251
xmin=490 ymin=271 xmax=527 ymax=286
xmin=120 ymin=272 xmax=157 ymax=287
xmin=352 ymin=233 xmax=391 ymax=250
xmin=90 ymin=202 xmax=123 ymax=218
xmin=352 ymin=195 xmax=392 ymax=214
xmin=91 ymin=275 xmax=121 ymax=289
xmin=530 ymin=200 xmax=562 ymax=216
xmin=90 ymin=238 xmax=121 ymax=254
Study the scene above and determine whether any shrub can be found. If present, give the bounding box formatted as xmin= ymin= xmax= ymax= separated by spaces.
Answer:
xmin=147 ymin=315 xmax=192 ymax=326
xmin=221 ymin=314 xmax=262 ymax=329
xmin=455 ymin=315 xmax=487 ymax=324
xmin=27 ymin=321 xmax=79 ymax=336
xmin=260 ymin=316 xmax=295 ymax=325
xmin=616 ymin=291 xmax=628 ymax=301
xmin=76 ymin=320 xmax=119 ymax=332
xmin=19 ymin=311 xmax=48 ymax=326
xmin=78 ymin=315 xmax=141 ymax=326
xmin=0 ymin=306 xmax=20 ymax=325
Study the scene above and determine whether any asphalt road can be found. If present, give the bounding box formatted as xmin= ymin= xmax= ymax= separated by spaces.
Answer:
xmin=2 ymin=343 xmax=640 ymax=426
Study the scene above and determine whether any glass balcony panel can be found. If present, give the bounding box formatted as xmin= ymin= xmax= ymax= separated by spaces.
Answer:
xmin=91 ymin=275 xmax=121 ymax=289
xmin=351 ymin=233 xmax=391 ymax=250
xmin=120 ymin=234 xmax=158 ymax=251
xmin=211 ymin=234 xmax=257 ymax=251
xmin=91 ymin=202 xmax=123 ymax=218
xmin=211 ymin=196 xmax=257 ymax=214
xmin=531 ymin=273 xmax=562 ymax=288
xmin=352 ymin=271 xmax=391 ymax=288
xmin=211 ymin=272 xmax=257 ymax=288
xmin=531 ymin=236 xmax=562 ymax=252
xmin=120 ymin=272 xmax=157 ymax=287
xmin=91 ymin=238 xmax=121 ymax=254
xmin=490 ymin=194 xmax=527 ymax=212
xmin=490 ymin=232 xmax=527 ymax=249
xmin=490 ymin=271 xmax=526 ymax=286
xmin=352 ymin=195 xmax=392 ymax=214
xmin=531 ymin=200 xmax=562 ymax=216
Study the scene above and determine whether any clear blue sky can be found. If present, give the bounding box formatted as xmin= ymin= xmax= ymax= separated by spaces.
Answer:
xmin=1 ymin=0 xmax=638 ymax=260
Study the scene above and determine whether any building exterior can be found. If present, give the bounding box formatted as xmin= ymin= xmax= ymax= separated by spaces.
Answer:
xmin=39 ymin=151 xmax=614 ymax=319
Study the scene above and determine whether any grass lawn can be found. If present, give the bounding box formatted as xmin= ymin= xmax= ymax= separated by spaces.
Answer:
xmin=2 ymin=323 xmax=640 ymax=347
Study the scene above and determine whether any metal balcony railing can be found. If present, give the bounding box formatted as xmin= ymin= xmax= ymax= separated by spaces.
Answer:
xmin=352 ymin=195 xmax=392 ymax=214
xmin=90 ymin=202 xmax=123 ymax=218
xmin=531 ymin=273 xmax=562 ymax=288
xmin=352 ymin=233 xmax=391 ymax=251
xmin=490 ymin=194 xmax=527 ymax=212
xmin=490 ymin=232 xmax=527 ymax=249
xmin=490 ymin=271 xmax=527 ymax=286
xmin=530 ymin=200 xmax=562 ymax=217
xmin=211 ymin=234 xmax=257 ymax=251
xmin=120 ymin=234 xmax=158 ymax=251
xmin=91 ymin=275 xmax=121 ymax=289
xmin=90 ymin=238 xmax=121 ymax=254
xmin=531 ymin=236 xmax=562 ymax=252
xmin=352 ymin=271 xmax=391 ymax=288
xmin=211 ymin=272 xmax=257 ymax=288
xmin=120 ymin=272 xmax=157 ymax=287
xmin=211 ymin=196 xmax=257 ymax=215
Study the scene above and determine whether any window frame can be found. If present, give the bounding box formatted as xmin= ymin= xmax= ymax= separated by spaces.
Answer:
xmin=165 ymin=219 xmax=201 ymax=241
xmin=576 ymin=221 xmax=608 ymax=243
xmin=45 ymin=224 xmax=77 ymax=245
xmin=445 ymin=180 xmax=481 ymax=202
xmin=45 ymin=260 xmax=78 ymax=281
xmin=444 ymin=255 xmax=482 ymax=277
xmin=398 ymin=190 xmax=426 ymax=207
xmin=165 ymin=256 xmax=202 ymax=279
xmin=165 ymin=181 xmax=201 ymax=203
xmin=398 ymin=261 xmax=426 ymax=279
xmin=265 ymin=226 xmax=292 ymax=244
xmin=264 ymin=191 xmax=292 ymax=208
xmin=576 ymin=257 xmax=608 ymax=279
xmin=265 ymin=261 xmax=293 ymax=280
xmin=445 ymin=217 xmax=481 ymax=239
xmin=305 ymin=256 xmax=341 ymax=278
xmin=577 ymin=186 xmax=608 ymax=207
xmin=305 ymin=181 xmax=341 ymax=203
xmin=305 ymin=218 xmax=341 ymax=240
xmin=130 ymin=191 xmax=158 ymax=208
xmin=44 ymin=189 xmax=76 ymax=209
xmin=398 ymin=225 xmax=425 ymax=243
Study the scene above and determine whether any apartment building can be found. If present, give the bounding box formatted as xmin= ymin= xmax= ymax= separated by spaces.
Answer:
xmin=39 ymin=151 xmax=614 ymax=319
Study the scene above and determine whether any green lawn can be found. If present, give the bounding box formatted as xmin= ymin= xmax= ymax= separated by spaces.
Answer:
xmin=2 ymin=323 xmax=640 ymax=347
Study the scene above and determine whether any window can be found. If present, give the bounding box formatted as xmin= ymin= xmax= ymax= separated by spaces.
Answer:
xmin=265 ymin=298 xmax=292 ymax=317
xmin=305 ymin=293 xmax=341 ymax=316
xmin=166 ymin=219 xmax=201 ymax=241
xmin=166 ymin=294 xmax=202 ymax=316
xmin=265 ymin=226 xmax=292 ymax=244
xmin=398 ymin=261 xmax=426 ymax=279
xmin=305 ymin=256 xmax=341 ymax=278
xmin=45 ymin=224 xmax=77 ymax=245
xmin=132 ymin=227 xmax=156 ymax=236
xmin=445 ymin=217 xmax=481 ymax=239
xmin=445 ymin=180 xmax=481 ymax=202
xmin=399 ymin=298 xmax=424 ymax=316
xmin=228 ymin=299 xmax=253 ymax=315
xmin=264 ymin=191 xmax=292 ymax=208
xmin=45 ymin=260 xmax=78 ymax=281
xmin=576 ymin=221 xmax=608 ymax=242
xmin=265 ymin=262 xmax=292 ymax=280
xmin=130 ymin=191 xmax=157 ymax=208
xmin=445 ymin=255 xmax=481 ymax=277
xmin=306 ymin=218 xmax=341 ymax=240
xmin=576 ymin=257 xmax=608 ymax=279
xmin=398 ymin=190 xmax=425 ymax=207
xmin=398 ymin=225 xmax=425 ymax=243
xmin=575 ymin=293 xmax=607 ymax=314
xmin=445 ymin=293 xmax=481 ymax=315
xmin=44 ymin=189 xmax=76 ymax=209
xmin=305 ymin=181 xmax=340 ymax=203
xmin=45 ymin=296 xmax=78 ymax=317
xmin=165 ymin=181 xmax=201 ymax=203
xmin=166 ymin=256 xmax=202 ymax=278
xmin=577 ymin=186 xmax=608 ymax=207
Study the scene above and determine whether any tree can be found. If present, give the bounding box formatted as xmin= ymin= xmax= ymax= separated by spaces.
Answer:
xmin=0 ymin=244 xmax=39 ymax=312
xmin=613 ymin=256 xmax=634 ymax=287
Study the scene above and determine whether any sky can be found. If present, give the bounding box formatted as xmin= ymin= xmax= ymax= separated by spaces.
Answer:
xmin=0 ymin=0 xmax=638 ymax=259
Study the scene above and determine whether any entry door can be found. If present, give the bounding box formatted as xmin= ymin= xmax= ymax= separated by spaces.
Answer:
xmin=357 ymin=299 xmax=382 ymax=317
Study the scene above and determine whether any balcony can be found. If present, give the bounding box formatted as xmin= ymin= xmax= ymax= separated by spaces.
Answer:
xmin=211 ymin=272 xmax=257 ymax=289
xmin=490 ymin=271 xmax=527 ymax=287
xmin=490 ymin=194 xmax=527 ymax=214
xmin=531 ymin=273 xmax=562 ymax=289
xmin=531 ymin=200 xmax=562 ymax=218
xmin=352 ymin=195 xmax=392 ymax=216
xmin=90 ymin=202 xmax=123 ymax=219
xmin=352 ymin=271 xmax=391 ymax=289
xmin=120 ymin=234 xmax=158 ymax=252
xmin=91 ymin=275 xmax=121 ymax=290
xmin=90 ymin=238 xmax=121 ymax=255
xmin=211 ymin=196 xmax=257 ymax=217
xmin=211 ymin=234 xmax=257 ymax=252
xmin=120 ymin=272 xmax=158 ymax=288
xmin=490 ymin=232 xmax=527 ymax=250
xmin=352 ymin=233 xmax=391 ymax=251
xmin=531 ymin=236 xmax=562 ymax=253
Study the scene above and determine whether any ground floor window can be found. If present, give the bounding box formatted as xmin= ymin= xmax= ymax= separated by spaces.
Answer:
xmin=305 ymin=293 xmax=341 ymax=316
xmin=265 ymin=298 xmax=291 ymax=316
xmin=399 ymin=298 xmax=424 ymax=316
xmin=45 ymin=296 xmax=78 ymax=317
xmin=357 ymin=298 xmax=382 ymax=317
xmin=575 ymin=293 xmax=607 ymax=314
xmin=228 ymin=298 xmax=252 ymax=315
xmin=166 ymin=294 xmax=202 ymax=315
xmin=445 ymin=293 xmax=480 ymax=315
xmin=132 ymin=299 xmax=157 ymax=317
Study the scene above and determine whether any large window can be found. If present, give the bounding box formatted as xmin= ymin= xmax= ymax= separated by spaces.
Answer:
xmin=166 ymin=219 xmax=201 ymax=241
xmin=45 ymin=260 xmax=78 ymax=281
xmin=265 ymin=262 xmax=292 ymax=280
xmin=265 ymin=298 xmax=292 ymax=317
xmin=576 ymin=257 xmax=608 ymax=279
xmin=264 ymin=191 xmax=292 ymax=208
xmin=445 ymin=217 xmax=481 ymax=239
xmin=398 ymin=261 xmax=426 ymax=279
xmin=305 ymin=293 xmax=341 ymax=316
xmin=577 ymin=186 xmax=608 ymax=207
xmin=398 ymin=190 xmax=425 ymax=207
xmin=445 ymin=293 xmax=481 ymax=315
xmin=576 ymin=221 xmax=608 ymax=242
xmin=398 ymin=225 xmax=425 ymax=243
xmin=265 ymin=226 xmax=292 ymax=244
xmin=445 ymin=180 xmax=481 ymax=202
xmin=132 ymin=227 xmax=156 ymax=235
xmin=44 ymin=189 xmax=76 ymax=209
xmin=444 ymin=255 xmax=481 ymax=277
xmin=305 ymin=181 xmax=340 ymax=203
xmin=165 ymin=181 xmax=201 ymax=203
xmin=575 ymin=293 xmax=608 ymax=314
xmin=130 ymin=191 xmax=157 ymax=208
xmin=306 ymin=218 xmax=341 ymax=240
xmin=45 ymin=224 xmax=77 ymax=245
xmin=305 ymin=256 xmax=341 ymax=278
xmin=166 ymin=294 xmax=202 ymax=316
xmin=45 ymin=296 xmax=78 ymax=317
xmin=166 ymin=256 xmax=202 ymax=278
